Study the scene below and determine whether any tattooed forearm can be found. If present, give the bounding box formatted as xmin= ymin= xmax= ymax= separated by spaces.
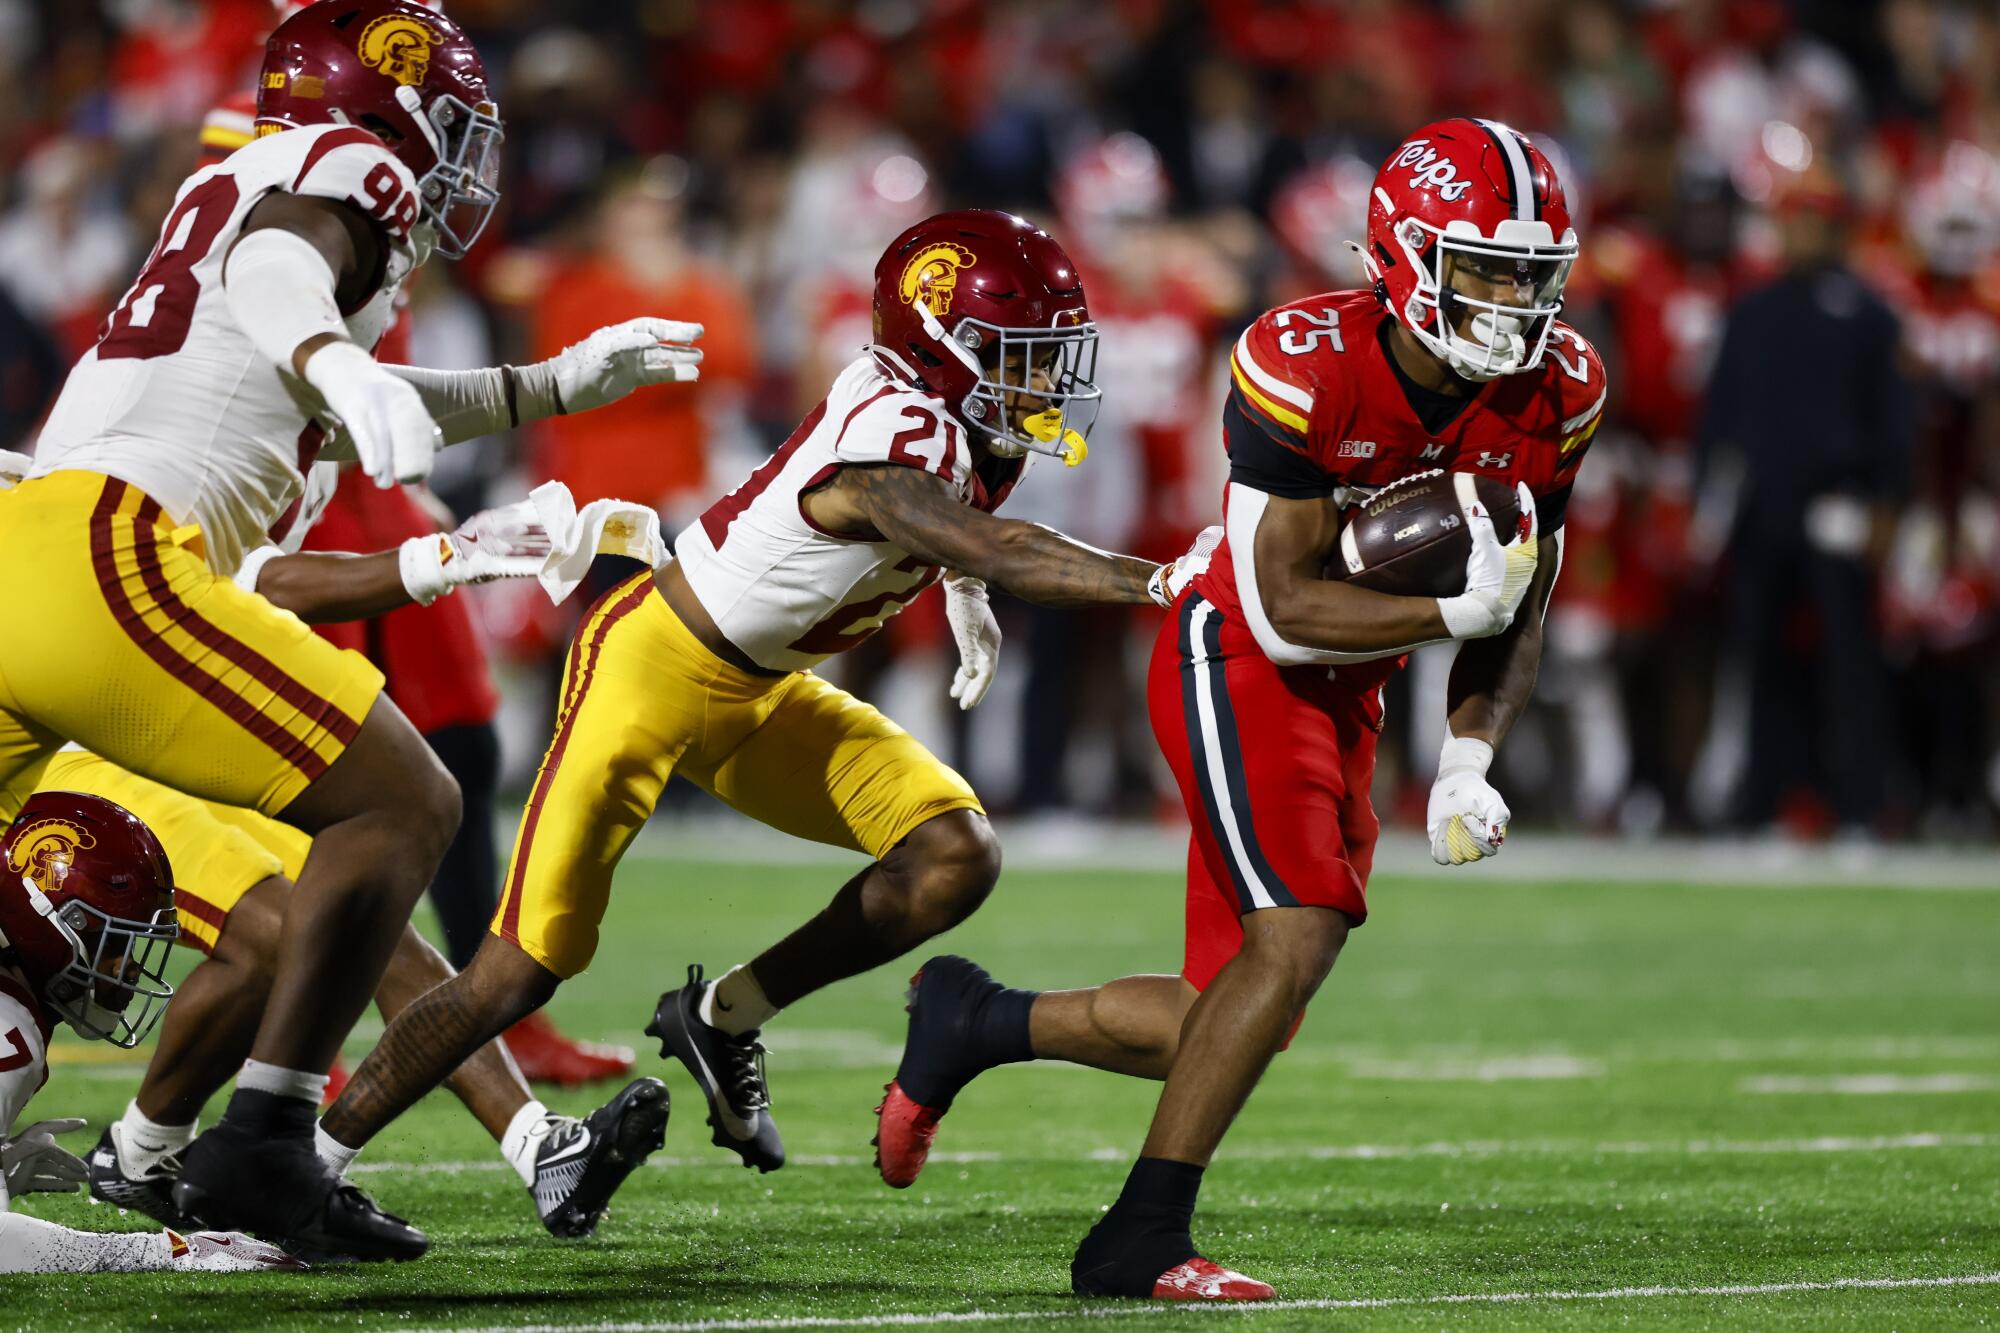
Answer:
xmin=844 ymin=465 xmax=1160 ymax=607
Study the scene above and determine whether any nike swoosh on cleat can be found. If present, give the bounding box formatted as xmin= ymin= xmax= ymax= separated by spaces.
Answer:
xmin=678 ymin=1024 xmax=760 ymax=1141
xmin=538 ymin=1127 xmax=593 ymax=1168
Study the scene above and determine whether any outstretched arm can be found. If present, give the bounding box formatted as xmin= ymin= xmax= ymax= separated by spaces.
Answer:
xmin=239 ymin=498 xmax=550 ymax=622
xmin=835 ymin=464 xmax=1161 ymax=607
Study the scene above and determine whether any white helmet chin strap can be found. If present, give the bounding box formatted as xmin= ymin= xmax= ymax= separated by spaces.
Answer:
xmin=916 ymin=304 xmax=983 ymax=378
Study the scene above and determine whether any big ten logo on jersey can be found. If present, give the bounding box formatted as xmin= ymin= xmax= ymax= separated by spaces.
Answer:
xmin=1393 ymin=140 xmax=1471 ymax=202
xmin=353 ymin=161 xmax=419 ymax=243
xmin=1337 ymin=439 xmax=1376 ymax=459
xmin=1275 ymin=306 xmax=1342 ymax=356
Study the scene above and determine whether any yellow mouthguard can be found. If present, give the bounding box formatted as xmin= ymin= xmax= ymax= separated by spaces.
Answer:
xmin=1023 ymin=409 xmax=1089 ymax=467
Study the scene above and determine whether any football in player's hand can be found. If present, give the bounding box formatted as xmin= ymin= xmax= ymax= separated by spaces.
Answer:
xmin=1333 ymin=469 xmax=1526 ymax=597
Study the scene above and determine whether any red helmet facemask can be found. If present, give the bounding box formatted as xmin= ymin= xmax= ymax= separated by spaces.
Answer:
xmin=0 ymin=792 xmax=177 ymax=1049
xmin=1360 ymin=118 xmax=1579 ymax=380
xmin=257 ymin=0 xmax=503 ymax=260
xmin=870 ymin=210 xmax=1102 ymax=465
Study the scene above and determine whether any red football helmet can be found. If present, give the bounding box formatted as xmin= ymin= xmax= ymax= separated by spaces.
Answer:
xmin=1361 ymin=117 xmax=1578 ymax=380
xmin=257 ymin=0 xmax=501 ymax=259
xmin=0 ymin=792 xmax=177 ymax=1048
xmin=1273 ymin=155 xmax=1376 ymax=287
xmin=871 ymin=209 xmax=1101 ymax=463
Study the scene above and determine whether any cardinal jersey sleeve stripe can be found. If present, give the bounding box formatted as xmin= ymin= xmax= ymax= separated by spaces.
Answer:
xmin=289 ymin=125 xmax=388 ymax=192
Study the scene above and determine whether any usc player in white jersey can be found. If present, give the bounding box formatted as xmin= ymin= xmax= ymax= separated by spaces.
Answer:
xmin=0 ymin=0 xmax=699 ymax=1259
xmin=314 ymin=209 xmax=1219 ymax=1190
xmin=0 ymin=791 xmax=297 ymax=1272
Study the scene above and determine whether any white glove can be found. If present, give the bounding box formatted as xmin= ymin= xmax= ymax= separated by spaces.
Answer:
xmin=549 ymin=317 xmax=704 ymax=414
xmin=1427 ymin=735 xmax=1510 ymax=865
xmin=1147 ymin=525 xmax=1224 ymax=608
xmin=1 ymin=1118 xmax=88 ymax=1195
xmin=165 ymin=1228 xmax=307 ymax=1272
xmin=1437 ymin=476 xmax=1538 ymax=639
xmin=399 ymin=499 xmax=553 ymax=606
xmin=944 ymin=575 xmax=1002 ymax=710
xmin=306 ymin=342 xmax=443 ymax=489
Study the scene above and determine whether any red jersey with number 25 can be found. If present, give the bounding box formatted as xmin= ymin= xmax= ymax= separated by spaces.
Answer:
xmin=31 ymin=123 xmax=424 ymax=578
xmin=674 ymin=355 xmax=1022 ymax=673
xmin=1196 ymin=289 xmax=1606 ymax=690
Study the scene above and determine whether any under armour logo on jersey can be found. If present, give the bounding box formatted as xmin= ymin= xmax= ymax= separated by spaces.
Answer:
xmin=1475 ymin=450 xmax=1512 ymax=469
xmin=1420 ymin=442 xmax=1446 ymax=461
xmin=1393 ymin=140 xmax=1472 ymax=202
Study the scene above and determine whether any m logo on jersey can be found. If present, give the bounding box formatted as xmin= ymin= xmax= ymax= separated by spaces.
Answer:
xmin=1421 ymin=442 xmax=1446 ymax=461
xmin=5 ymin=818 xmax=96 ymax=893
xmin=358 ymin=14 xmax=440 ymax=87
xmin=1393 ymin=140 xmax=1472 ymax=203
xmin=899 ymin=244 xmax=977 ymax=318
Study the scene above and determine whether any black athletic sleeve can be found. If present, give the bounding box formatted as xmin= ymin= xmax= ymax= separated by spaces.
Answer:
xmin=1222 ymin=386 xmax=1333 ymax=498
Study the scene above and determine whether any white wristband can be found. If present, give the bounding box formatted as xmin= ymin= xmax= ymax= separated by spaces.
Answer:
xmin=398 ymin=533 xmax=457 ymax=606
xmin=1437 ymin=734 xmax=1494 ymax=778
xmin=223 ymin=229 xmax=345 ymax=371
xmin=1436 ymin=594 xmax=1492 ymax=640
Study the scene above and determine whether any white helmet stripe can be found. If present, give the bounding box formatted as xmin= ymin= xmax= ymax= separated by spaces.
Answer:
xmin=1475 ymin=118 xmax=1535 ymax=222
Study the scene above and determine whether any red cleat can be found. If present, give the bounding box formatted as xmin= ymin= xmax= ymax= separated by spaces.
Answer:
xmin=504 ymin=1012 xmax=636 ymax=1087
xmin=872 ymin=1080 xmax=945 ymax=1189
xmin=1151 ymin=1257 xmax=1276 ymax=1302
xmin=322 ymin=1058 xmax=349 ymax=1107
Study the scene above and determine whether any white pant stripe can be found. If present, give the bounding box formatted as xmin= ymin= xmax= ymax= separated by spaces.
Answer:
xmin=1187 ymin=599 xmax=1278 ymax=910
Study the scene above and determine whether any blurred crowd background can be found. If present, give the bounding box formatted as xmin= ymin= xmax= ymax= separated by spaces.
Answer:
xmin=4 ymin=0 xmax=1998 ymax=845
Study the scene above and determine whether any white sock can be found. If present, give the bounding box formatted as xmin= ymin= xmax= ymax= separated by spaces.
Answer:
xmin=115 ymin=1101 xmax=195 ymax=1174
xmin=314 ymin=1122 xmax=361 ymax=1177
xmin=700 ymin=963 xmax=778 ymax=1036
xmin=500 ymin=1099 xmax=551 ymax=1186
xmin=237 ymin=1059 xmax=329 ymax=1104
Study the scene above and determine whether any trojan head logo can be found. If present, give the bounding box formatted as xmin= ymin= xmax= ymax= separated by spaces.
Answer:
xmin=899 ymin=244 xmax=977 ymax=318
xmin=357 ymin=14 xmax=441 ymax=88
xmin=6 ymin=819 xmax=96 ymax=894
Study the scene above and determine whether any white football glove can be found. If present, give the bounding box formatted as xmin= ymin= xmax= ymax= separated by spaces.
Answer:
xmin=1427 ymin=735 xmax=1510 ymax=865
xmin=944 ymin=574 xmax=1002 ymax=710
xmin=399 ymin=498 xmax=553 ymax=606
xmin=1 ymin=1118 xmax=88 ymax=1195
xmin=549 ymin=317 xmax=704 ymax=414
xmin=307 ymin=342 xmax=443 ymax=489
xmin=1437 ymin=476 xmax=1538 ymax=639
xmin=165 ymin=1228 xmax=307 ymax=1272
xmin=1147 ymin=525 xmax=1224 ymax=608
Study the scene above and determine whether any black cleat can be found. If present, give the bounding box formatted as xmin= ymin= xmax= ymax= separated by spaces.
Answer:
xmin=88 ymin=1126 xmax=190 ymax=1228
xmin=173 ymin=1117 xmax=426 ymax=1264
xmin=891 ymin=955 xmax=1011 ymax=1110
xmin=645 ymin=964 xmax=784 ymax=1172
xmin=530 ymin=1077 xmax=669 ymax=1238
xmin=874 ymin=955 xmax=1011 ymax=1188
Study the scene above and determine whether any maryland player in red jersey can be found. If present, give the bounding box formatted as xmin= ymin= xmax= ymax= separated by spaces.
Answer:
xmin=877 ymin=119 xmax=1605 ymax=1301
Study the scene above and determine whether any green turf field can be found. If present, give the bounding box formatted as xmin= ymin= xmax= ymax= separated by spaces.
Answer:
xmin=6 ymin=847 xmax=1998 ymax=1330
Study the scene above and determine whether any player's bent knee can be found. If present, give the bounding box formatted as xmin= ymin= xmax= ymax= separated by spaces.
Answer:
xmin=900 ymin=810 xmax=1002 ymax=928
xmin=1241 ymin=905 xmax=1349 ymax=1007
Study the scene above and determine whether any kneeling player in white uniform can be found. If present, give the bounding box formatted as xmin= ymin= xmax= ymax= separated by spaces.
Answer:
xmin=0 ymin=0 xmax=699 ymax=1259
xmin=0 ymin=791 xmax=297 ymax=1273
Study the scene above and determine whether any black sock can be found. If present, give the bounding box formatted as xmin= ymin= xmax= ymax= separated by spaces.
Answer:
xmin=422 ymin=723 xmax=501 ymax=972
xmin=1072 ymin=1157 xmax=1205 ymax=1296
xmin=970 ymin=983 xmax=1037 ymax=1068
xmin=218 ymin=1087 xmax=317 ymax=1139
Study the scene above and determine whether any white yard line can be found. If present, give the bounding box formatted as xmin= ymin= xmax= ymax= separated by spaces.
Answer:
xmin=352 ymin=1130 xmax=1998 ymax=1177
xmin=1742 ymin=1073 xmax=2000 ymax=1095
xmin=409 ymin=1271 xmax=2000 ymax=1332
